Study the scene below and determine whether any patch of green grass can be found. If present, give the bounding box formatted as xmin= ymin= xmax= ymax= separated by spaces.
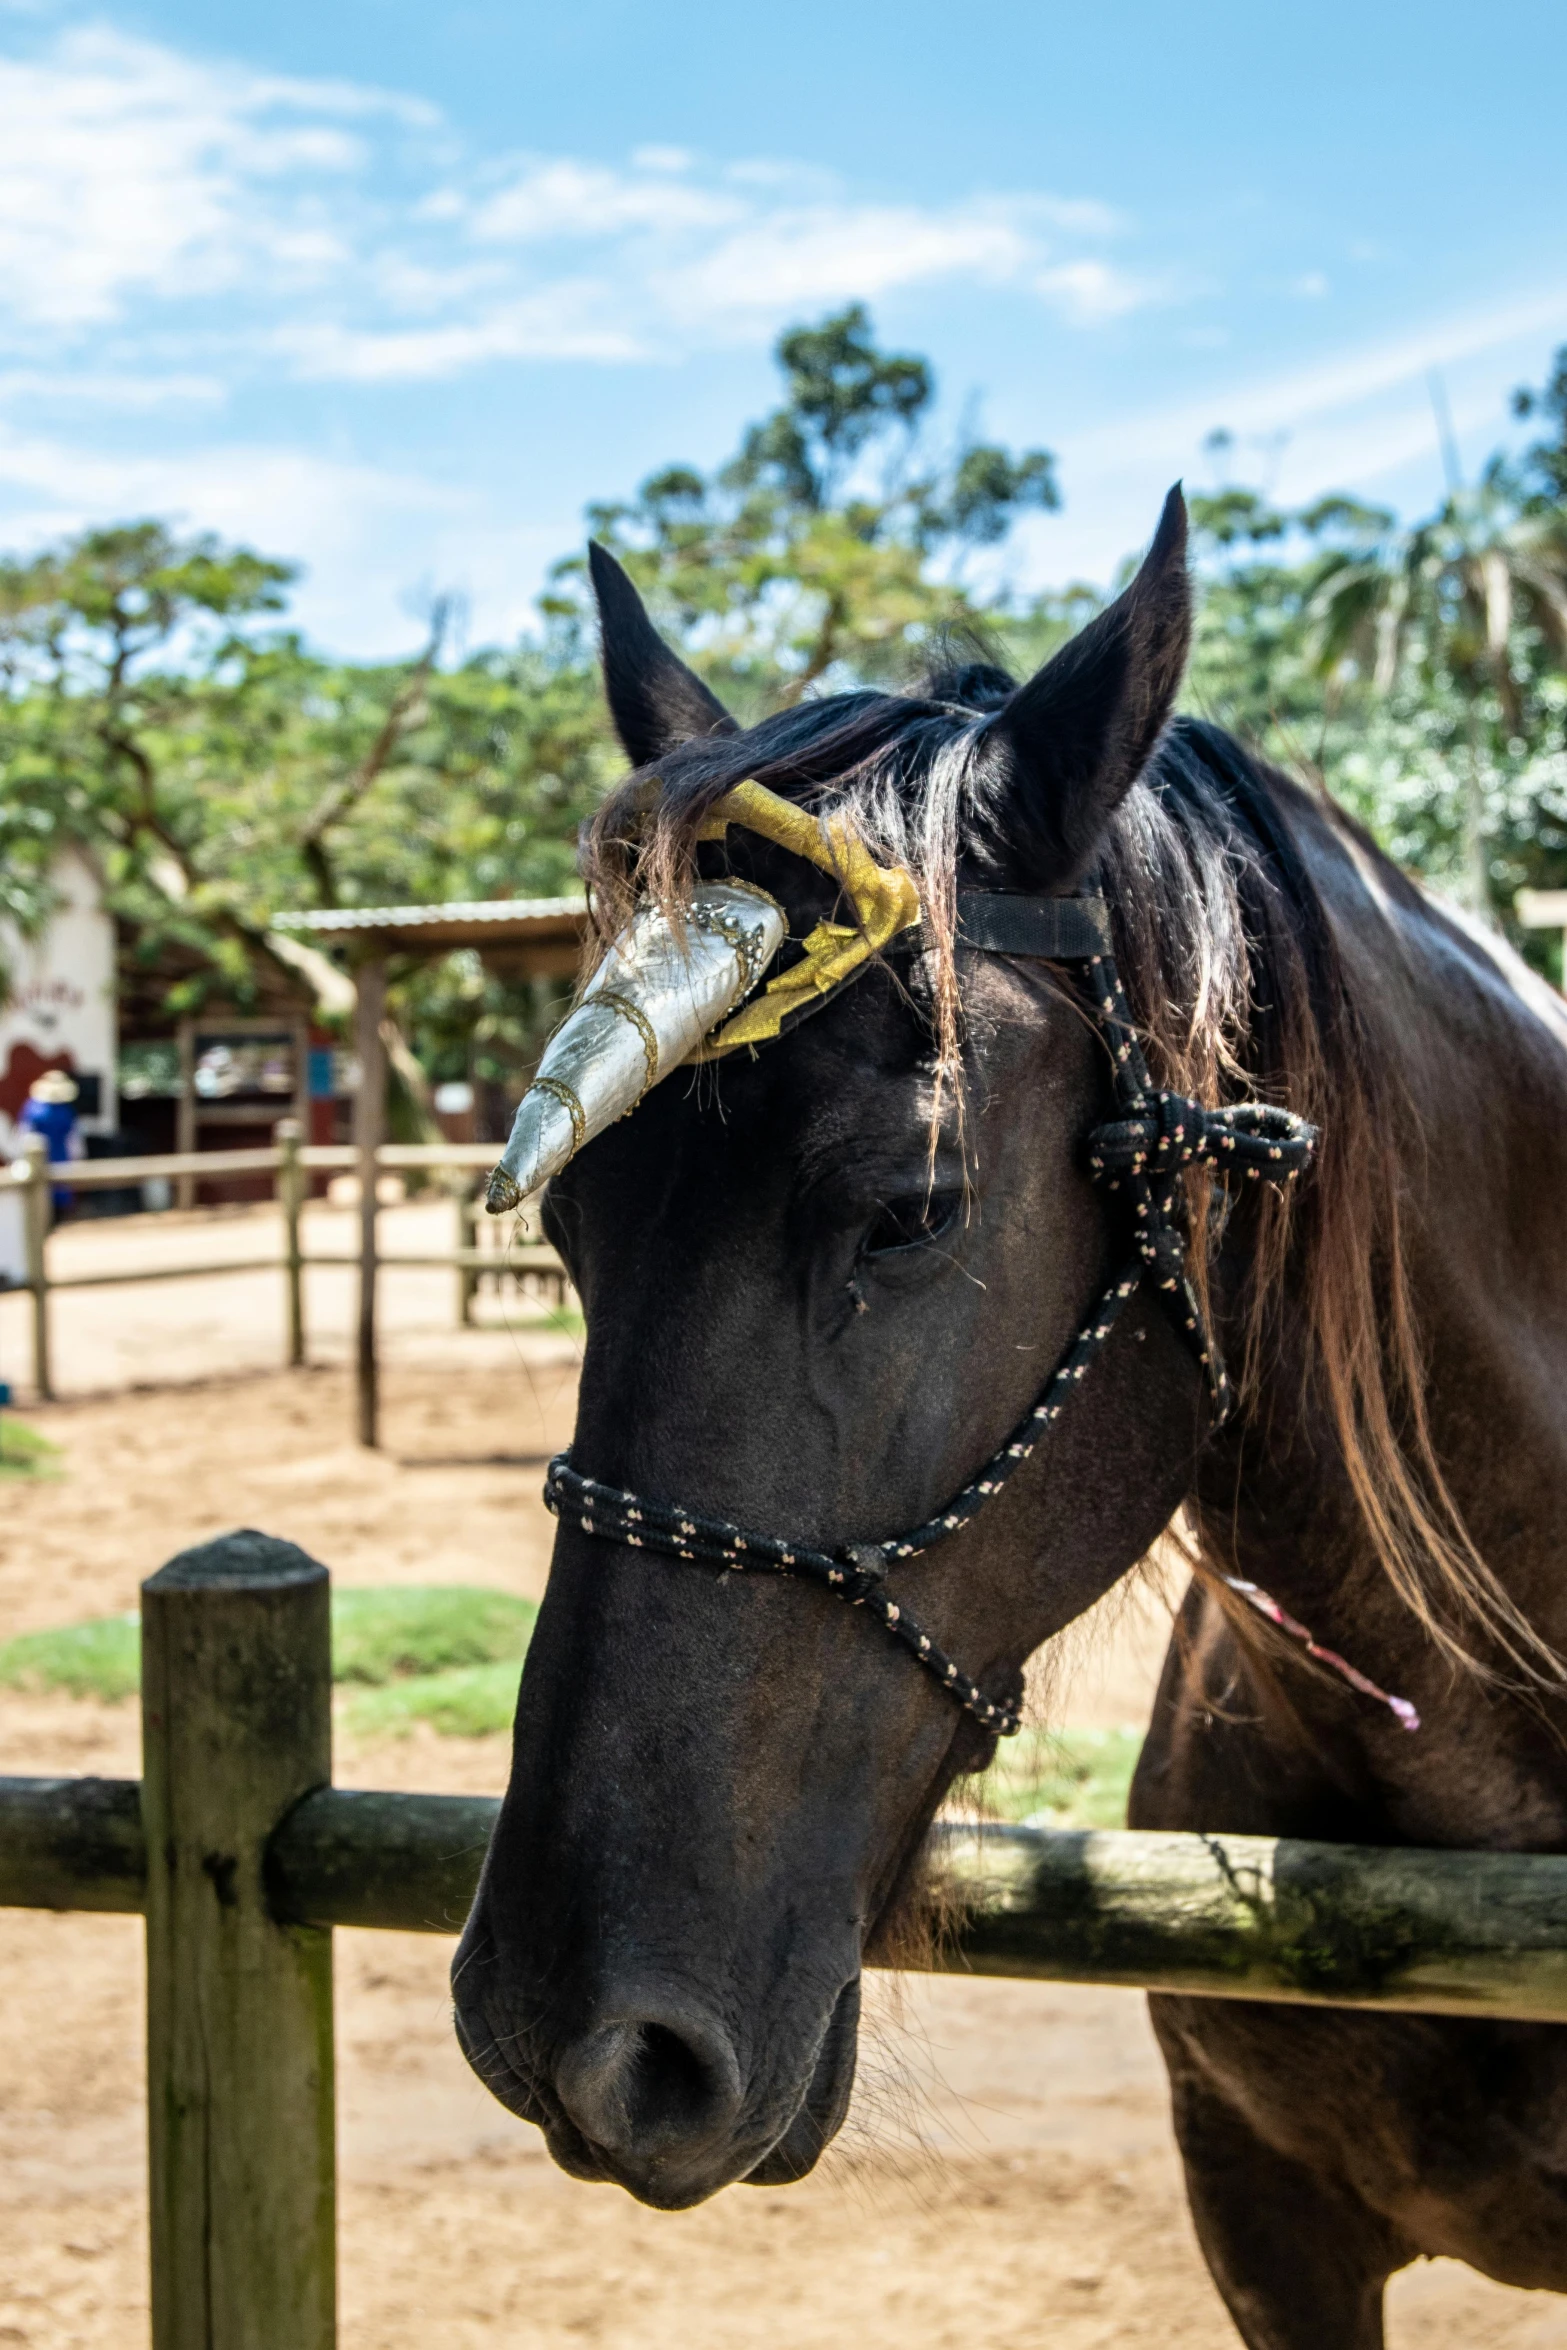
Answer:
xmin=342 ymin=1658 xmax=523 ymax=1740
xmin=0 ymin=1585 xmax=536 ymax=1721
xmin=0 ymin=1611 xmax=140 ymax=1702
xmin=971 ymin=1725 xmax=1144 ymax=1830
xmin=0 ymin=1417 xmax=61 ymax=1482
xmin=330 ymin=1587 xmax=535 ymax=1684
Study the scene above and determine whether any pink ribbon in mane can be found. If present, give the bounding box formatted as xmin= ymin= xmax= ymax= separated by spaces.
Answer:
xmin=1224 ymin=1577 xmax=1421 ymax=1733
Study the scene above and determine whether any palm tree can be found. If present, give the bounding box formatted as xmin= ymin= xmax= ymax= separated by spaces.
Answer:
xmin=1310 ymin=471 xmax=1567 ymax=918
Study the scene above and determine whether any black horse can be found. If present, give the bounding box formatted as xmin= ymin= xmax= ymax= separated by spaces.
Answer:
xmin=454 ymin=492 xmax=1567 ymax=2347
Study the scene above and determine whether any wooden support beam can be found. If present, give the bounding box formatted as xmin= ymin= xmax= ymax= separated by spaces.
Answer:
xmin=174 ymin=1018 xmax=196 ymax=1211
xmin=353 ymin=958 xmax=387 ymax=1449
xmin=455 ymin=1181 xmax=476 ymax=1325
xmin=19 ymin=1135 xmax=52 ymax=1403
xmin=275 ymin=1118 xmax=305 ymax=1368
xmin=291 ymin=1016 xmax=311 ymax=1155
xmin=141 ymin=1532 xmax=336 ymax=2350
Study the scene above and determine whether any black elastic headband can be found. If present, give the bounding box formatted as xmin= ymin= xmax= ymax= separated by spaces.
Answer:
xmin=911 ymin=892 xmax=1113 ymax=962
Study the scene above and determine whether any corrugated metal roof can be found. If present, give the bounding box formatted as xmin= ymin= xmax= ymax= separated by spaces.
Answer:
xmin=272 ymin=895 xmax=585 ymax=935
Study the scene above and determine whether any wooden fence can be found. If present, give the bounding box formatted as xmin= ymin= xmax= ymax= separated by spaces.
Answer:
xmin=0 ymin=1130 xmax=567 ymax=1444
xmin=5 ymin=1530 xmax=1567 ymax=2345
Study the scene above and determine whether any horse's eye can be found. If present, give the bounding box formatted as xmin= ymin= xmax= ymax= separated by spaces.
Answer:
xmin=860 ymin=1190 xmax=961 ymax=1258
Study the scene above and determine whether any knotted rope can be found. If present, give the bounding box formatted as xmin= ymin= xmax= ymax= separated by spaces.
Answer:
xmin=545 ymin=1457 xmax=1024 ymax=1735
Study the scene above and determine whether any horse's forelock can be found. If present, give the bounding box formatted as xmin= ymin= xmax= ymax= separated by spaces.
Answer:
xmin=581 ymin=687 xmax=990 ymax=1124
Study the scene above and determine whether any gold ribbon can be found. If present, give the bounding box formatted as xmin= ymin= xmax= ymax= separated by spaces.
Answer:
xmin=689 ymin=779 xmax=922 ymax=1059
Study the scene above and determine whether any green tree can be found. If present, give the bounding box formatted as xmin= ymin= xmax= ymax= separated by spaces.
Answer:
xmin=1310 ymin=472 xmax=1567 ymax=916
xmin=1182 ymin=487 xmax=1395 ymax=782
xmin=0 ymin=522 xmax=298 ymax=1002
xmin=569 ymin=303 xmax=1059 ymax=714
xmin=1514 ymin=342 xmax=1567 ymax=507
xmin=0 ymin=523 xmax=615 ymax=1091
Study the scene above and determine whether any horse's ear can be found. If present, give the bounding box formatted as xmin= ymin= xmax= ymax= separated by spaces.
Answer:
xmin=976 ymin=486 xmax=1191 ymax=885
xmin=588 ymin=542 xmax=737 ymax=766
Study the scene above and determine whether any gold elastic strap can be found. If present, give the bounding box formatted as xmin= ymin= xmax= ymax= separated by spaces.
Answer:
xmin=690 ymin=779 xmax=922 ymax=1060
xmin=529 ymin=1074 xmax=586 ymax=1155
xmin=594 ymin=988 xmax=660 ymax=1097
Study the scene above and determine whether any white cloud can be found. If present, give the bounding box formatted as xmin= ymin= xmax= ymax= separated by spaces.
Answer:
xmin=470 ymin=159 xmax=742 ymax=244
xmin=455 ymin=171 xmax=1132 ymax=349
xmin=0 ymin=23 xmax=1148 ymax=387
xmin=1034 ymin=284 xmax=1567 ymax=587
xmin=661 ymin=202 xmax=1035 ymax=320
xmin=1029 ymin=195 xmax=1127 ymax=239
xmin=630 ymin=145 xmax=696 ymax=176
xmin=1142 ymin=285 xmax=1567 ymax=465
xmin=0 ymin=413 xmax=452 ymax=528
xmin=0 ymin=413 xmax=473 ymax=652
xmin=0 ymin=367 xmax=223 ymax=406
xmin=1034 ymin=259 xmax=1155 ymax=324
xmin=280 ymin=301 xmax=647 ymax=381
xmin=0 ymin=26 xmax=431 ymax=333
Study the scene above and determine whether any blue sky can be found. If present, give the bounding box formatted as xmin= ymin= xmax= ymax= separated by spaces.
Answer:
xmin=1 ymin=0 xmax=1563 ymax=657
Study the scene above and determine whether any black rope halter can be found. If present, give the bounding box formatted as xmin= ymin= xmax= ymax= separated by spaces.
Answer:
xmin=545 ymin=892 xmax=1317 ymax=1740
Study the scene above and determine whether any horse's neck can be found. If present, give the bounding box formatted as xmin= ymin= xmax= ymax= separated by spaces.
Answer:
xmin=1211 ymin=835 xmax=1567 ymax=1841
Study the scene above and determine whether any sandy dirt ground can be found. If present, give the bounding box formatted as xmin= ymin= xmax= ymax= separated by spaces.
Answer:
xmin=0 ymin=1215 xmax=1563 ymax=2346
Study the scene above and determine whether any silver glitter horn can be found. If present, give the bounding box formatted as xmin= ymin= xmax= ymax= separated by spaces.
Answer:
xmin=485 ymin=882 xmax=786 ymax=1214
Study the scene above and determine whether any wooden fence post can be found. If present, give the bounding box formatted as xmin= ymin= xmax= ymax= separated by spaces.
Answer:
xmin=175 ymin=1017 xmax=197 ymax=1213
xmin=275 ymin=1119 xmax=305 ymax=1369
xmin=20 ymin=1135 xmax=52 ymax=1404
xmin=141 ymin=1531 xmax=336 ymax=2350
xmin=353 ymin=960 xmax=386 ymax=1449
xmin=455 ymin=1179 xmax=477 ymax=1326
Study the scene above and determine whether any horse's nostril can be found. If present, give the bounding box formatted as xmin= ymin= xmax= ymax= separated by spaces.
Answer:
xmin=555 ymin=2006 xmax=744 ymax=2163
xmin=634 ymin=2023 xmax=716 ymax=2133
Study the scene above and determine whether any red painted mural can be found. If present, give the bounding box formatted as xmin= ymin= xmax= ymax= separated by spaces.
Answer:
xmin=0 ymin=1043 xmax=76 ymax=1129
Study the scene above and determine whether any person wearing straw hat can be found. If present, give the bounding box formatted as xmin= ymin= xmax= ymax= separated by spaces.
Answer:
xmin=19 ymin=1068 xmax=81 ymax=1212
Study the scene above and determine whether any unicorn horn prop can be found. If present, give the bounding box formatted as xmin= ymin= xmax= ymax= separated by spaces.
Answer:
xmin=485 ymin=882 xmax=786 ymax=1214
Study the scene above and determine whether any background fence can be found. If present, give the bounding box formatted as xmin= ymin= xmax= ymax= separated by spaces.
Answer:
xmin=4 ymin=1531 xmax=1567 ymax=2346
xmin=0 ymin=1130 xmax=566 ymax=1444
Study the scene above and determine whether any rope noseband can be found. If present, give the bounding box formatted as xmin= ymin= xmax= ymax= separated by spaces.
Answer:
xmin=547 ymin=895 xmax=1317 ymax=1740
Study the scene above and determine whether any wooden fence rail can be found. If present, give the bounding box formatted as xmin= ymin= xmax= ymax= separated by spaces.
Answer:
xmin=9 ymin=1771 xmax=1567 ymax=2022
xmin=0 ymin=1131 xmax=567 ymax=1439
xmin=3 ymin=1531 xmax=1567 ymax=2346
xmin=8 ymin=1771 xmax=1567 ymax=2022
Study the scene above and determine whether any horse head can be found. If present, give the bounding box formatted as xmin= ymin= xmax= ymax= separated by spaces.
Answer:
xmin=453 ymin=490 xmax=1262 ymax=2206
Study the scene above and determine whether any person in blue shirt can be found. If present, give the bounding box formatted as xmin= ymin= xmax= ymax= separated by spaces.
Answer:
xmin=18 ymin=1069 xmax=80 ymax=1213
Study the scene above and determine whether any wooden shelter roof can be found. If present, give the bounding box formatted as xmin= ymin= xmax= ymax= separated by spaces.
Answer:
xmin=271 ymin=896 xmax=587 ymax=970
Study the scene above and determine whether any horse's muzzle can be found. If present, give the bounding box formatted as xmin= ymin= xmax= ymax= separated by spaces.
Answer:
xmin=453 ymin=1923 xmax=861 ymax=2208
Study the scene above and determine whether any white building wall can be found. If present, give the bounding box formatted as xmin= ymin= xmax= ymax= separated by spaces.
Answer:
xmin=0 ymin=849 xmax=117 ymax=1286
